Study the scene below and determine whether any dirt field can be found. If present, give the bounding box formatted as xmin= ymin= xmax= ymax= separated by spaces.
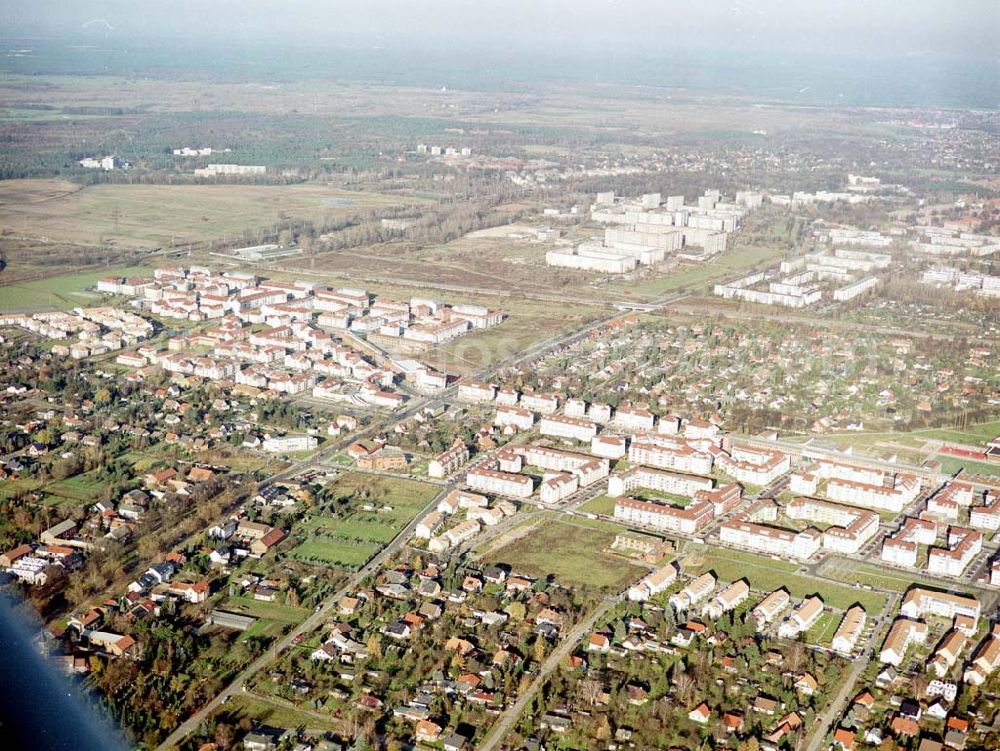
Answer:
xmin=0 ymin=179 xmax=423 ymax=248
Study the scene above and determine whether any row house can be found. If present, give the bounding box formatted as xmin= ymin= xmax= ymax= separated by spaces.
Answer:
xmin=778 ymin=596 xmax=824 ymax=639
xmin=832 ymin=605 xmax=867 ymax=654
xmin=752 ymin=589 xmax=791 ymax=630
xmin=627 ymin=563 xmax=678 ymax=602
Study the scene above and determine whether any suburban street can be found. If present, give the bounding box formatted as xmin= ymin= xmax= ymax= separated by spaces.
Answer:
xmin=803 ymin=593 xmax=901 ymax=751
xmin=477 ymin=592 xmax=625 ymax=751
xmin=155 ymin=482 xmax=456 ymax=750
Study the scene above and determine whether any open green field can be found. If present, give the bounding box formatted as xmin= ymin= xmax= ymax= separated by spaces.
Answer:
xmin=821 ymin=560 xmax=966 ymax=595
xmin=220 ymin=595 xmax=311 ymax=624
xmin=290 ymin=472 xmax=438 ymax=569
xmin=0 ymin=264 xmax=155 ymax=311
xmin=430 ymin=297 xmax=608 ymax=372
xmin=483 ymin=517 xmax=645 ymax=591
xmin=288 ymin=538 xmax=379 ymax=568
xmin=938 ymin=456 xmax=1000 ymax=478
xmin=610 ymin=243 xmax=787 ymax=298
xmin=686 ymin=546 xmax=887 ymax=614
xmin=0 ymin=178 xmax=426 ymax=248
xmin=821 ymin=419 xmax=1000 ymax=452
xmin=44 ymin=472 xmax=106 ymax=501
xmin=579 ymin=495 xmax=617 ymax=516
xmin=222 ymin=694 xmax=341 ymax=733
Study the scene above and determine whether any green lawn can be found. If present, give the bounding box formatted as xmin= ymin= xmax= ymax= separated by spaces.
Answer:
xmin=611 ymin=243 xmax=786 ymax=298
xmin=804 ymin=611 xmax=842 ymax=647
xmin=0 ymin=265 xmax=154 ymax=311
xmin=221 ymin=595 xmax=311 ymax=624
xmin=45 ymin=472 xmax=105 ymax=501
xmin=823 ymin=561 xmax=952 ymax=595
xmin=483 ymin=518 xmax=645 ymax=591
xmin=579 ymin=495 xmax=617 ymax=516
xmin=937 ymin=456 xmax=1000 ymax=478
xmin=687 ymin=547 xmax=886 ymax=614
xmin=824 ymin=420 xmax=1000 ymax=453
xmin=221 ymin=695 xmax=341 ymax=733
xmin=291 ymin=473 xmax=438 ymax=569
xmin=288 ymin=538 xmax=379 ymax=568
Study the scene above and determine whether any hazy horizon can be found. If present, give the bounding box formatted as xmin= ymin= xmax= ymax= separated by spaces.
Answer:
xmin=3 ymin=0 xmax=997 ymax=61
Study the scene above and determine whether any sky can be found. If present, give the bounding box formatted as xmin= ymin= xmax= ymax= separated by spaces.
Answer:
xmin=3 ymin=0 xmax=997 ymax=61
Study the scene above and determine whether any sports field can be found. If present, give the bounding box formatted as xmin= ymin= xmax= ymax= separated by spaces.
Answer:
xmin=289 ymin=473 xmax=438 ymax=569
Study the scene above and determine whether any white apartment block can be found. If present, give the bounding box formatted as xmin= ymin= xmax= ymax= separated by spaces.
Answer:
xmin=429 ymin=441 xmax=469 ymax=479
xmin=785 ymin=497 xmax=879 ymax=555
xmin=714 ymin=445 xmax=790 ymax=486
xmin=881 ymin=516 xmax=937 ymax=567
xmin=521 ymin=392 xmax=560 ymax=414
xmin=927 ymin=527 xmax=982 ymax=577
xmin=465 ymin=467 xmax=534 ymax=499
xmin=540 ymin=472 xmax=579 ymax=504
xmin=494 ymin=405 xmax=535 ymax=431
xmin=628 ymin=435 xmax=713 ymax=475
xmin=833 ymin=276 xmax=879 ymax=302
xmin=613 ymin=496 xmax=714 ymax=536
xmin=720 ymin=513 xmax=822 ymax=560
xmin=591 ymin=435 xmax=627 ymax=459
xmin=789 ymin=471 xmax=819 ymax=496
xmin=970 ymin=494 xmax=1000 ymax=531
xmin=539 ymin=414 xmax=598 ymax=442
xmin=608 ymin=466 xmax=714 ymax=499
xmin=899 ymin=588 xmax=980 ymax=625
xmin=262 ymin=435 xmax=318 ymax=453
xmin=612 ymin=406 xmax=656 ymax=432
xmin=825 ymin=473 xmax=920 ymax=513
xmin=458 ymin=382 xmax=496 ymax=403
xmin=810 ymin=459 xmax=885 ymax=486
